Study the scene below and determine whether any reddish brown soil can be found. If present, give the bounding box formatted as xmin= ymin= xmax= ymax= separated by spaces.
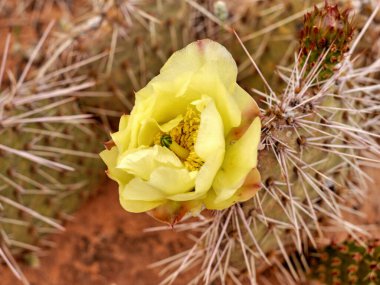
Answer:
xmin=1 ymin=168 xmax=378 ymax=285
xmin=0 ymin=182 xmax=194 ymax=285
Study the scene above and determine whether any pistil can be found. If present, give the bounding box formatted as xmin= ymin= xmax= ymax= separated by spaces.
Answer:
xmin=160 ymin=134 xmax=190 ymax=160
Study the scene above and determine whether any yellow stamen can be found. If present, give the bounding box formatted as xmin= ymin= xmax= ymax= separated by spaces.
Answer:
xmin=169 ymin=140 xmax=190 ymax=160
xmin=160 ymin=134 xmax=189 ymax=160
xmin=154 ymin=107 xmax=204 ymax=170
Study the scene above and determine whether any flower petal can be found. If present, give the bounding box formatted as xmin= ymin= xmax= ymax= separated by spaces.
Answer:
xmin=149 ymin=167 xmax=197 ymax=196
xmin=148 ymin=200 xmax=202 ymax=226
xmin=212 ymin=117 xmax=261 ymax=201
xmin=99 ymin=147 xmax=132 ymax=185
xmin=148 ymin=40 xmax=241 ymax=134
xmin=117 ymin=145 xmax=183 ymax=180
xmin=168 ymin=151 xmax=225 ymax=202
xmin=121 ymin=178 xmax=165 ymax=201
xmin=137 ymin=119 xmax=160 ymax=147
xmin=148 ymin=72 xmax=197 ymax=124
xmin=111 ymin=100 xmax=154 ymax=153
xmin=229 ymin=85 xmax=260 ymax=141
xmin=189 ymin=64 xmax=241 ymax=134
xmin=161 ymin=39 xmax=238 ymax=93
xmin=137 ymin=115 xmax=183 ymax=146
xmin=194 ymin=98 xmax=225 ymax=194
xmin=194 ymin=98 xmax=225 ymax=160
xmin=119 ymin=199 xmax=164 ymax=213
xmin=119 ymin=114 xmax=129 ymax=131
xmin=167 ymin=98 xmax=226 ymax=202
xmin=204 ymin=168 xmax=261 ymax=210
xmin=235 ymin=168 xmax=261 ymax=202
xmin=118 ymin=183 xmax=164 ymax=213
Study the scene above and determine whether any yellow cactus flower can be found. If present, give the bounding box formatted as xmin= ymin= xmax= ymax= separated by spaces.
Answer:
xmin=100 ymin=39 xmax=261 ymax=225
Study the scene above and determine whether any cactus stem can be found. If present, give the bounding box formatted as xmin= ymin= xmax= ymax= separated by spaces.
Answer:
xmin=30 ymin=145 xmax=99 ymax=159
xmin=0 ymin=196 xmax=64 ymax=231
xmin=20 ymin=127 xmax=74 ymax=140
xmin=16 ymin=20 xmax=55 ymax=90
xmin=0 ymin=144 xmax=73 ymax=171
xmin=0 ymin=172 xmax=26 ymax=193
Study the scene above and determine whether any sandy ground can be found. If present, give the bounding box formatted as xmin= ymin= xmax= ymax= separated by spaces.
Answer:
xmin=0 ymin=181 xmax=194 ymax=285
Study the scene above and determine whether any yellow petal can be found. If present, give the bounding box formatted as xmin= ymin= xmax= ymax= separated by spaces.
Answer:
xmin=119 ymin=114 xmax=129 ymax=131
xmin=148 ymin=167 xmax=196 ymax=196
xmin=212 ymin=117 xmax=261 ymax=201
xmin=168 ymin=156 xmax=226 ymax=202
xmin=121 ymin=177 xmax=165 ymax=201
xmin=232 ymin=85 xmax=260 ymax=117
xmin=204 ymin=168 xmax=261 ymax=210
xmin=168 ymin=192 xmax=206 ymax=201
xmin=194 ymin=97 xmax=225 ymax=160
xmin=159 ymin=114 xmax=184 ymax=132
xmin=137 ymin=115 xmax=184 ymax=146
xmin=142 ymin=40 xmax=241 ymax=134
xmin=118 ymin=183 xmax=164 ymax=213
xmin=112 ymin=95 xmax=155 ymax=152
xmin=137 ymin=119 xmax=159 ymax=147
xmin=161 ymin=39 xmax=237 ymax=93
xmin=229 ymin=85 xmax=260 ymax=142
xmin=147 ymin=72 xmax=196 ymax=123
xmin=117 ymin=145 xmax=183 ymax=180
xmin=194 ymin=98 xmax=225 ymax=194
xmin=167 ymin=98 xmax=226 ymax=201
xmin=189 ymin=63 xmax=241 ymax=134
xmin=99 ymin=147 xmax=132 ymax=185
xmin=119 ymin=199 xmax=164 ymax=213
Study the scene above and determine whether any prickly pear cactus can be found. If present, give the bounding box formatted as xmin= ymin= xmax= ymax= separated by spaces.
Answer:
xmin=309 ymin=239 xmax=380 ymax=285
xmin=0 ymin=27 xmax=106 ymax=284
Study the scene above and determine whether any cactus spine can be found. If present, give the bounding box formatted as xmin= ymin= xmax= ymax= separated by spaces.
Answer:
xmin=53 ymin=0 xmax=379 ymax=284
xmin=0 ymin=23 xmax=106 ymax=284
xmin=145 ymin=2 xmax=380 ymax=284
xmin=2 ymin=0 xmax=378 ymax=284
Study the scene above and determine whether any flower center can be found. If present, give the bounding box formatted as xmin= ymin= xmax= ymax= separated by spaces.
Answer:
xmin=155 ymin=107 xmax=204 ymax=171
xmin=160 ymin=134 xmax=190 ymax=160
